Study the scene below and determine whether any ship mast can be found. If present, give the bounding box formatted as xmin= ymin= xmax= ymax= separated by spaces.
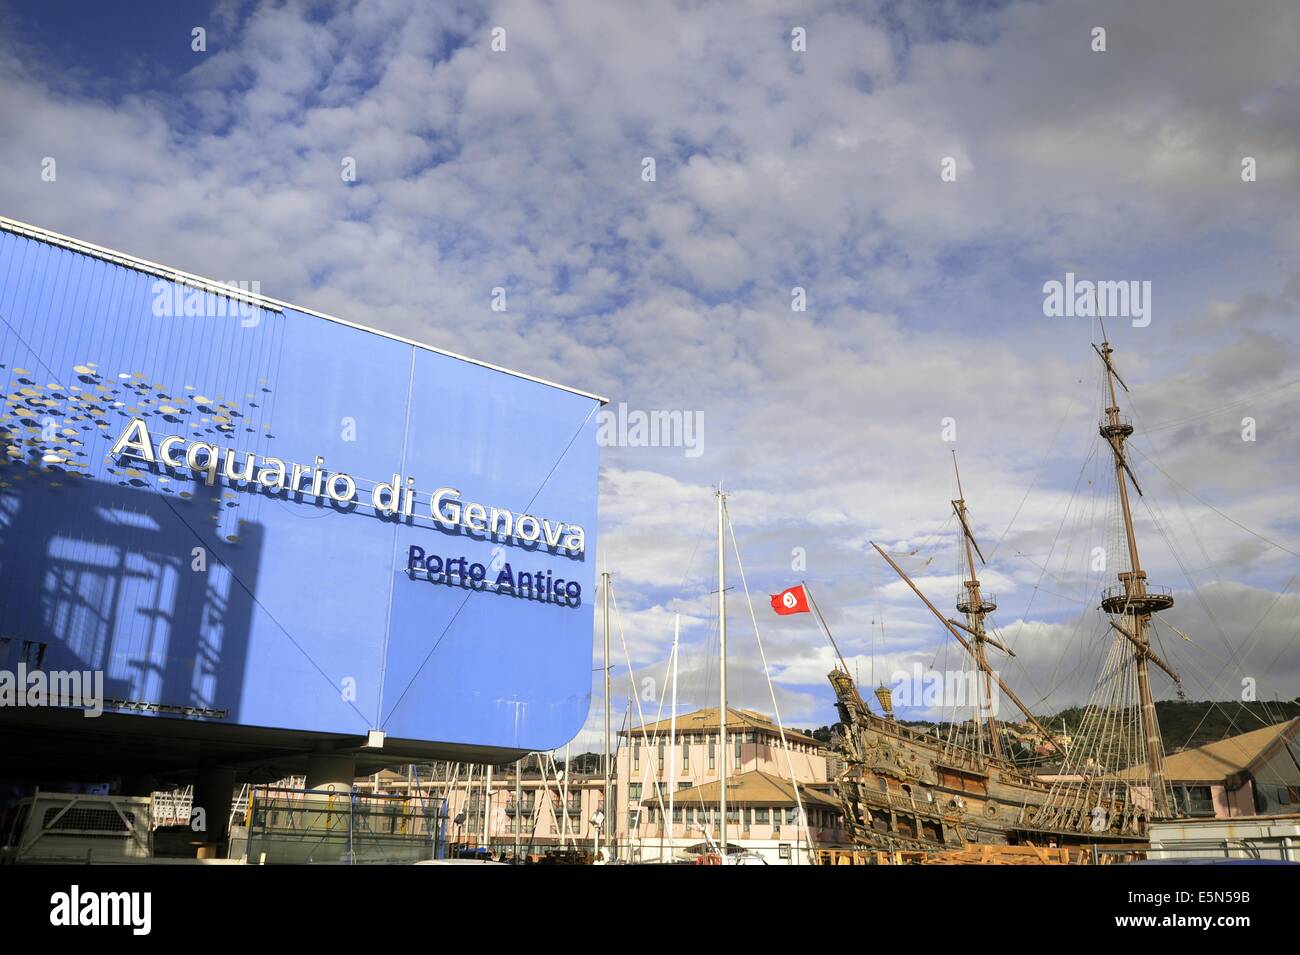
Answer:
xmin=602 ymin=570 xmax=612 ymax=857
xmin=951 ymin=454 xmax=1003 ymax=761
xmin=1094 ymin=330 xmax=1174 ymax=816
xmin=872 ymin=542 xmax=1067 ymax=760
xmin=716 ymin=485 xmax=728 ymax=851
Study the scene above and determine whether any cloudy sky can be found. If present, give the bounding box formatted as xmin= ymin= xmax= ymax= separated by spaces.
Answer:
xmin=2 ymin=0 xmax=1298 ymax=753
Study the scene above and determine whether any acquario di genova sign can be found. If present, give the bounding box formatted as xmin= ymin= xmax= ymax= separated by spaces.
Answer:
xmin=109 ymin=417 xmax=588 ymax=555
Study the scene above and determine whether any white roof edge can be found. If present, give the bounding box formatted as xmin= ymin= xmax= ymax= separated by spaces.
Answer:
xmin=0 ymin=214 xmax=609 ymax=405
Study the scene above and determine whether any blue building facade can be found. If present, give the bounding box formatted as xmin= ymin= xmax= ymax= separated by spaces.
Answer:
xmin=0 ymin=218 xmax=603 ymax=757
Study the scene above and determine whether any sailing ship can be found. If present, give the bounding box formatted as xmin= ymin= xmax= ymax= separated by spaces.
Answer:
xmin=825 ymin=332 xmax=1183 ymax=851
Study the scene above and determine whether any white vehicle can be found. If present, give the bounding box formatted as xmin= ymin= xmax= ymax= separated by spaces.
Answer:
xmin=0 ymin=790 xmax=152 ymax=864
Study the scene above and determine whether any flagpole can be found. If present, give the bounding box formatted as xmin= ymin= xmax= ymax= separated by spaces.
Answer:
xmin=717 ymin=485 xmax=728 ymax=854
xmin=801 ymin=580 xmax=851 ymax=675
xmin=666 ymin=612 xmax=679 ymax=864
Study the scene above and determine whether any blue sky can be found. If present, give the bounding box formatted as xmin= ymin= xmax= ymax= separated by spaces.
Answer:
xmin=2 ymin=2 xmax=215 ymax=96
xmin=1 ymin=0 xmax=1298 ymax=751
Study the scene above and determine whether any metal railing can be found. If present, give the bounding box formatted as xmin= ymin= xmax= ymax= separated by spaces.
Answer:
xmin=955 ymin=590 xmax=996 ymax=611
xmin=150 ymin=786 xmax=193 ymax=829
xmin=1088 ymin=839 xmax=1294 ymax=864
xmin=237 ymin=783 xmax=591 ymax=863
xmin=240 ymin=785 xmax=442 ymax=864
xmin=1102 ymin=582 xmax=1172 ymax=600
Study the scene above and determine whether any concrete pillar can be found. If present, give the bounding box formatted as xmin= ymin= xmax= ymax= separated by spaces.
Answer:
xmin=193 ymin=765 xmax=236 ymax=857
xmin=302 ymin=753 xmax=358 ymax=863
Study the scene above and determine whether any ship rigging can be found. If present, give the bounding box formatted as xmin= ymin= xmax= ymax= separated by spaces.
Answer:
xmin=825 ymin=331 xmax=1197 ymax=850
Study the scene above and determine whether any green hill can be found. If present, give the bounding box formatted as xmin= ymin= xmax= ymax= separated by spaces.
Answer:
xmin=1048 ymin=699 xmax=1300 ymax=753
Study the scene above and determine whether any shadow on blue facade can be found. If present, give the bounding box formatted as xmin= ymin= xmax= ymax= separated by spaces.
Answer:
xmin=0 ymin=434 xmax=261 ymax=720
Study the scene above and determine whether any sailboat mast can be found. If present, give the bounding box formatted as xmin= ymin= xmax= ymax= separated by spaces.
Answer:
xmin=1096 ymin=333 xmax=1172 ymax=815
xmin=667 ymin=613 xmax=679 ymax=864
xmin=602 ymin=571 xmax=612 ymax=855
xmin=951 ymin=454 xmax=1002 ymax=761
xmin=482 ymin=764 xmax=493 ymax=849
xmin=717 ymin=485 xmax=728 ymax=850
xmin=562 ymin=742 xmax=571 ymax=848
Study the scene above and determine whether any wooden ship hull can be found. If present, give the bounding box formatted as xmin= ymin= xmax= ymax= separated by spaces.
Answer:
xmin=827 ymin=671 xmax=1151 ymax=851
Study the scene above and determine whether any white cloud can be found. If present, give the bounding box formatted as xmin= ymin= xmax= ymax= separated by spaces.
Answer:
xmin=1 ymin=0 xmax=1297 ymax=750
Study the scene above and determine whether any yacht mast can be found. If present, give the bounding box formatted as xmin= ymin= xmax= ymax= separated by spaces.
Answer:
xmin=513 ymin=757 xmax=521 ymax=859
xmin=667 ymin=613 xmax=679 ymax=864
xmin=482 ymin=764 xmax=492 ymax=849
xmin=1095 ymin=332 xmax=1174 ymax=815
xmin=602 ymin=570 xmax=612 ymax=856
xmin=951 ymin=453 xmax=1003 ymax=761
xmin=717 ymin=485 xmax=728 ymax=851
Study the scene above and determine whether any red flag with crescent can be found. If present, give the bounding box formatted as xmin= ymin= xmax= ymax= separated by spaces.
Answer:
xmin=770 ymin=584 xmax=810 ymax=616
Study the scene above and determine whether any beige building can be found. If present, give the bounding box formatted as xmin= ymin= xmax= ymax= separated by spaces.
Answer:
xmin=353 ymin=757 xmax=607 ymax=858
xmin=1160 ymin=718 xmax=1300 ymax=819
xmin=615 ymin=706 xmax=849 ymax=864
xmin=351 ymin=706 xmax=849 ymax=863
xmin=1112 ymin=717 xmax=1300 ymax=820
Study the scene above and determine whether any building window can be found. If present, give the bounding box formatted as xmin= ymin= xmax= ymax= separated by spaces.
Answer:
xmin=658 ymin=740 xmax=665 ymax=772
xmin=1178 ymin=785 xmax=1215 ymax=817
xmin=708 ymin=738 xmax=715 ymax=770
xmin=755 ymin=807 xmax=770 ymax=825
xmin=682 ymin=741 xmax=689 ymax=771
xmin=734 ymin=737 xmax=742 ymax=768
xmin=628 ymin=783 xmax=642 ymax=805
xmin=633 ymin=744 xmax=639 ymax=771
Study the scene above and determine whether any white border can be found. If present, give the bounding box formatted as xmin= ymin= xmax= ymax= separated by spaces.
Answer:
xmin=0 ymin=214 xmax=609 ymax=405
